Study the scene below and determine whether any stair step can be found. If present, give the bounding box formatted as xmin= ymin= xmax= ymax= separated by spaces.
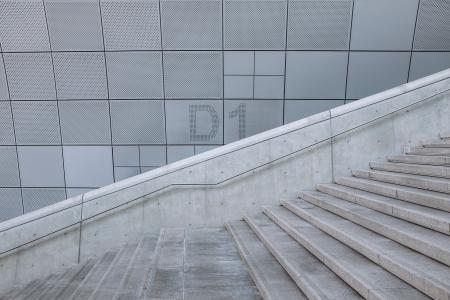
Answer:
xmin=112 ymin=236 xmax=158 ymax=300
xmin=283 ymin=199 xmax=450 ymax=300
xmin=67 ymin=250 xmax=120 ymax=300
xmin=263 ymin=205 xmax=428 ymax=300
xmin=352 ymin=169 xmax=450 ymax=194
xmin=244 ymin=213 xmax=362 ymax=299
xmin=301 ymin=190 xmax=450 ymax=265
xmin=424 ymin=140 xmax=450 ymax=148
xmin=54 ymin=260 xmax=97 ymax=299
xmin=370 ymin=161 xmax=450 ymax=179
xmin=387 ymin=154 xmax=450 ymax=166
xmin=441 ymin=132 xmax=450 ymax=139
xmin=89 ymin=242 xmax=140 ymax=299
xmin=407 ymin=147 xmax=450 ymax=156
xmin=335 ymin=176 xmax=450 ymax=212
xmin=226 ymin=221 xmax=306 ymax=300
xmin=317 ymin=183 xmax=450 ymax=234
xmin=30 ymin=272 xmax=64 ymax=299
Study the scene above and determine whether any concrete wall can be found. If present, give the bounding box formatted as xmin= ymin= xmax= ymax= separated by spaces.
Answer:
xmin=0 ymin=69 xmax=449 ymax=293
xmin=2 ymin=0 xmax=450 ymax=221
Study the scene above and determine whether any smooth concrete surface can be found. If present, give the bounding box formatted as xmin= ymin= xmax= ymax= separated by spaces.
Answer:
xmin=0 ymin=69 xmax=449 ymax=292
xmin=283 ymin=199 xmax=450 ymax=300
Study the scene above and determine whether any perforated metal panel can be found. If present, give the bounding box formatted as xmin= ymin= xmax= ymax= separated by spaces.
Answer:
xmin=165 ymin=100 xmax=223 ymax=144
xmin=59 ymin=100 xmax=111 ymax=145
xmin=0 ymin=188 xmax=22 ymax=222
xmin=45 ymin=0 xmax=104 ymax=51
xmin=0 ymin=0 xmax=50 ymax=51
xmin=0 ymin=146 xmax=20 ymax=187
xmin=17 ymin=146 xmax=65 ymax=187
xmin=224 ymin=0 xmax=287 ymax=49
xmin=287 ymin=0 xmax=352 ymax=50
xmin=0 ymin=102 xmax=15 ymax=145
xmin=101 ymin=0 xmax=161 ymax=50
xmin=22 ymin=188 xmax=66 ymax=213
xmin=3 ymin=53 xmax=56 ymax=100
xmin=414 ymin=0 xmax=450 ymax=50
xmin=53 ymin=52 xmax=108 ymax=100
xmin=12 ymin=101 xmax=61 ymax=145
xmin=160 ymin=0 xmax=222 ymax=50
xmin=164 ymin=51 xmax=223 ymax=98
xmin=0 ymin=57 xmax=8 ymax=100
xmin=106 ymin=52 xmax=163 ymax=99
xmin=110 ymin=100 xmax=166 ymax=144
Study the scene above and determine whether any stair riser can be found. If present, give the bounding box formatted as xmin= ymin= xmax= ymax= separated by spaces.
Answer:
xmin=244 ymin=216 xmax=327 ymax=300
xmin=282 ymin=201 xmax=449 ymax=300
xmin=316 ymin=185 xmax=450 ymax=235
xmin=370 ymin=162 xmax=450 ymax=179
xmin=352 ymin=170 xmax=450 ymax=194
xmin=336 ymin=177 xmax=450 ymax=212
xmin=387 ymin=155 xmax=450 ymax=166
xmin=407 ymin=148 xmax=450 ymax=156
xmin=424 ymin=144 xmax=450 ymax=148
xmin=300 ymin=192 xmax=450 ymax=266
xmin=262 ymin=208 xmax=379 ymax=300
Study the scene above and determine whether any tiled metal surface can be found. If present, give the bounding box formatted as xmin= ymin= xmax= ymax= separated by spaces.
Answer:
xmin=0 ymin=0 xmax=448 ymax=221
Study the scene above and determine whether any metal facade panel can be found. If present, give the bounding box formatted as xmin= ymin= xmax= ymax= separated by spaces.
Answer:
xmin=409 ymin=52 xmax=450 ymax=81
xmin=0 ymin=57 xmax=9 ymax=100
xmin=0 ymin=146 xmax=20 ymax=187
xmin=22 ymin=188 xmax=66 ymax=213
xmin=414 ymin=0 xmax=450 ymax=50
xmin=0 ymin=188 xmax=22 ymax=222
xmin=0 ymin=102 xmax=15 ymax=145
xmin=284 ymin=99 xmax=344 ymax=123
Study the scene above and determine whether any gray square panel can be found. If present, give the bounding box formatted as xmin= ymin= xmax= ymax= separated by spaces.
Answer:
xmin=141 ymin=166 xmax=156 ymax=172
xmin=0 ymin=0 xmax=50 ymax=52
xmin=0 ymin=146 xmax=20 ymax=187
xmin=114 ymin=146 xmax=140 ymax=166
xmin=288 ymin=0 xmax=352 ymax=50
xmin=59 ymin=100 xmax=111 ymax=145
xmin=254 ymin=76 xmax=284 ymax=99
xmin=224 ymin=0 xmax=287 ymax=49
xmin=110 ymin=100 xmax=166 ymax=144
xmin=285 ymin=51 xmax=347 ymax=99
xmin=160 ymin=0 xmax=222 ymax=50
xmin=0 ymin=189 xmax=22 ymax=222
xmin=114 ymin=167 xmax=140 ymax=181
xmin=284 ymin=99 xmax=344 ymax=123
xmin=166 ymin=100 xmax=223 ymax=144
xmin=0 ymin=102 xmax=15 ymax=145
xmin=167 ymin=145 xmax=195 ymax=163
xmin=414 ymin=0 xmax=450 ymax=50
xmin=101 ymin=0 xmax=161 ymax=50
xmin=224 ymin=100 xmax=283 ymax=143
xmin=224 ymin=76 xmax=253 ymax=99
xmin=347 ymin=52 xmax=410 ymax=99
xmin=53 ymin=52 xmax=108 ymax=100
xmin=3 ymin=53 xmax=56 ymax=100
xmin=194 ymin=145 xmax=218 ymax=154
xmin=12 ymin=101 xmax=61 ymax=145
xmin=164 ymin=52 xmax=223 ymax=99
xmin=351 ymin=0 xmax=419 ymax=50
xmin=45 ymin=0 xmax=104 ymax=51
xmin=17 ymin=146 xmax=65 ymax=187
xmin=64 ymin=146 xmax=114 ymax=187
xmin=66 ymin=188 xmax=92 ymax=198
xmin=106 ymin=52 xmax=163 ymax=99
xmin=140 ymin=146 xmax=166 ymax=166
xmin=255 ymin=51 xmax=285 ymax=75
xmin=409 ymin=52 xmax=450 ymax=81
xmin=0 ymin=57 xmax=8 ymax=100
xmin=22 ymin=188 xmax=66 ymax=213
xmin=224 ymin=52 xmax=254 ymax=75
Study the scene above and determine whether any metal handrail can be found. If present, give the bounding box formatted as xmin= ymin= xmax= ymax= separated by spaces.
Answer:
xmin=1 ymin=75 xmax=449 ymax=257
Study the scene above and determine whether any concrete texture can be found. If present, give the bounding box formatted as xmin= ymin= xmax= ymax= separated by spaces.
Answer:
xmin=0 ymin=69 xmax=450 ymax=293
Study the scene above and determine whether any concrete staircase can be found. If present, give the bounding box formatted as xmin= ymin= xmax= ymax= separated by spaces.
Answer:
xmin=228 ymin=133 xmax=450 ymax=300
xmin=0 ymin=228 xmax=261 ymax=300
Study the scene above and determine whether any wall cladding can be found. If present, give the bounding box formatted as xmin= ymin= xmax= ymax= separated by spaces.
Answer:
xmin=0 ymin=0 xmax=450 ymax=220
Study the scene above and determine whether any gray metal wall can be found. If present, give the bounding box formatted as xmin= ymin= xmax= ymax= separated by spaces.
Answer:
xmin=0 ymin=0 xmax=450 ymax=221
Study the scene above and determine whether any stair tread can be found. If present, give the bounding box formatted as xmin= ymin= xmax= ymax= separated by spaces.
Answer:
xmin=244 ymin=213 xmax=362 ymax=300
xmin=317 ymin=182 xmax=450 ymax=234
xmin=370 ymin=161 xmax=450 ymax=179
xmin=352 ymin=169 xmax=450 ymax=194
xmin=387 ymin=154 xmax=450 ymax=166
xmin=407 ymin=147 xmax=450 ymax=156
xmin=301 ymin=189 xmax=450 ymax=265
xmin=226 ymin=221 xmax=306 ymax=300
xmin=263 ymin=205 xmax=429 ymax=300
xmin=283 ymin=199 xmax=450 ymax=300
